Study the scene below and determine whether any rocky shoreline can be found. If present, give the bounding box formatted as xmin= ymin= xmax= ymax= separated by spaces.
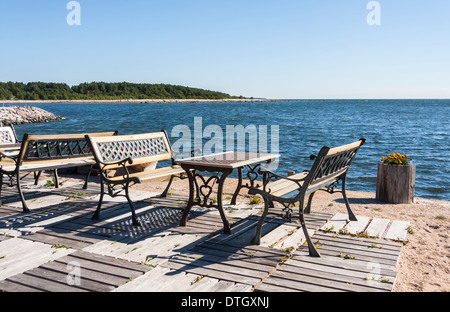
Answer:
xmin=0 ymin=106 xmax=65 ymax=126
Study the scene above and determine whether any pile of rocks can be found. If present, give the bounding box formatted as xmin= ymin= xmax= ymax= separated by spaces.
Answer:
xmin=0 ymin=106 xmax=65 ymax=126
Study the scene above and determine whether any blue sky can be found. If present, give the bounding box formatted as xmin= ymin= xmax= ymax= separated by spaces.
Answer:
xmin=0 ymin=0 xmax=449 ymax=99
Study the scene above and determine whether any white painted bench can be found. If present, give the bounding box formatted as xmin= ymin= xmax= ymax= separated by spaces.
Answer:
xmin=0 ymin=131 xmax=118 ymax=212
xmin=249 ymin=138 xmax=366 ymax=257
xmin=0 ymin=125 xmax=21 ymax=161
xmin=86 ymin=131 xmax=186 ymax=226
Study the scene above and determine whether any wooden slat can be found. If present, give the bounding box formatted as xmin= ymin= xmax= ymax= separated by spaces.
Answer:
xmin=365 ymin=218 xmax=391 ymax=238
xmin=6 ymin=273 xmax=88 ymax=292
xmin=384 ymin=220 xmax=410 ymax=241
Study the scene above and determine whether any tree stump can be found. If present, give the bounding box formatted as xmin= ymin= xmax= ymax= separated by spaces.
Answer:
xmin=376 ymin=163 xmax=415 ymax=204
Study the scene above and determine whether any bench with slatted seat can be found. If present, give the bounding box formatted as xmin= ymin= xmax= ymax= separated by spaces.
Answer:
xmin=0 ymin=131 xmax=118 ymax=212
xmin=0 ymin=125 xmax=21 ymax=161
xmin=249 ymin=138 xmax=366 ymax=257
xmin=85 ymin=131 xmax=186 ymax=226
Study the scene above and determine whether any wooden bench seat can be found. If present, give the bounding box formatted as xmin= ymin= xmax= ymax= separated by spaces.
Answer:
xmin=249 ymin=138 xmax=366 ymax=257
xmin=86 ymin=131 xmax=187 ymax=226
xmin=106 ymin=165 xmax=185 ymax=184
xmin=0 ymin=131 xmax=118 ymax=212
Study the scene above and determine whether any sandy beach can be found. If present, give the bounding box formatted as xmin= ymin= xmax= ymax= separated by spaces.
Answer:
xmin=130 ymin=176 xmax=450 ymax=292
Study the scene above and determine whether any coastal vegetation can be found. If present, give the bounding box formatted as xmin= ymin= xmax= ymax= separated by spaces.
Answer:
xmin=0 ymin=81 xmax=243 ymax=100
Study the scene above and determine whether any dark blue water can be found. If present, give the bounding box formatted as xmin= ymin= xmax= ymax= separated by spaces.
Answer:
xmin=9 ymin=99 xmax=450 ymax=201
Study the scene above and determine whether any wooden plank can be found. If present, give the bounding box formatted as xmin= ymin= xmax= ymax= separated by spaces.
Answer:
xmin=176 ymin=251 xmax=275 ymax=274
xmin=161 ymin=258 xmax=262 ymax=286
xmin=291 ymin=250 xmax=397 ymax=277
xmin=6 ymin=273 xmax=88 ymax=292
xmin=169 ymin=254 xmax=268 ymax=279
xmin=277 ymin=260 xmax=392 ymax=291
xmin=21 ymin=232 xmax=91 ymax=249
xmin=39 ymin=261 xmax=129 ymax=288
xmin=69 ymin=251 xmax=152 ymax=274
xmin=268 ymin=268 xmax=387 ymax=292
xmin=0 ymin=279 xmax=43 ymax=292
xmin=113 ymin=266 xmax=171 ymax=292
xmin=313 ymin=232 xmax=403 ymax=252
xmin=54 ymin=255 xmax=146 ymax=280
xmin=283 ymin=257 xmax=394 ymax=288
xmin=191 ymin=244 xmax=284 ymax=267
xmin=320 ymin=213 xmax=349 ymax=232
xmin=260 ymin=224 xmax=295 ymax=248
xmin=255 ymin=282 xmax=302 ymax=292
xmin=275 ymin=227 xmax=315 ymax=251
xmin=365 ymin=218 xmax=390 ymax=238
xmin=261 ymin=273 xmax=347 ymax=292
xmin=24 ymin=267 xmax=115 ymax=292
xmin=343 ymin=215 xmax=371 ymax=235
xmin=384 ymin=220 xmax=410 ymax=241
xmin=0 ymin=238 xmax=74 ymax=281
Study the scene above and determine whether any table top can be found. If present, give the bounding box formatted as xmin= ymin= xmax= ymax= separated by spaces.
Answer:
xmin=176 ymin=151 xmax=280 ymax=169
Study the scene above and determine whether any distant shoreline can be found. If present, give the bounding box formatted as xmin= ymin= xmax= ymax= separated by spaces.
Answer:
xmin=0 ymin=98 xmax=273 ymax=104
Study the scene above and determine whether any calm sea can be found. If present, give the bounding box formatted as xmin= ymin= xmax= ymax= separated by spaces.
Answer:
xmin=10 ymin=99 xmax=450 ymax=201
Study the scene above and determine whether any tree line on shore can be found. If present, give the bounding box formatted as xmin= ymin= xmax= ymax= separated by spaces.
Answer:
xmin=0 ymin=81 xmax=243 ymax=100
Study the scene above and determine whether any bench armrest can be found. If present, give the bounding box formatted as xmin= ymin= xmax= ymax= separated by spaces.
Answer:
xmin=261 ymin=168 xmax=309 ymax=184
xmin=97 ymin=157 xmax=134 ymax=167
xmin=96 ymin=157 xmax=139 ymax=184
xmin=248 ymin=168 xmax=308 ymax=196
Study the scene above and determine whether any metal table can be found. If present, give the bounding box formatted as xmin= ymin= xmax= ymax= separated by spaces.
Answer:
xmin=176 ymin=151 xmax=280 ymax=233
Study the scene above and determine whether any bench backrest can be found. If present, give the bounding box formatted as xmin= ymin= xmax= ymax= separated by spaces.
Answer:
xmin=0 ymin=125 xmax=19 ymax=147
xmin=305 ymin=138 xmax=365 ymax=193
xmin=86 ymin=131 xmax=173 ymax=168
xmin=16 ymin=131 xmax=118 ymax=165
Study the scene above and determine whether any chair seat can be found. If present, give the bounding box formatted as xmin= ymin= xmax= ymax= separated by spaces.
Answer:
xmin=108 ymin=165 xmax=185 ymax=183
xmin=257 ymin=172 xmax=307 ymax=197
xmin=1 ymin=157 xmax=96 ymax=173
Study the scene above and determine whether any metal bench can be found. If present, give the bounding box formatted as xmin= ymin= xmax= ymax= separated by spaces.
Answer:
xmin=249 ymin=138 xmax=366 ymax=257
xmin=0 ymin=125 xmax=21 ymax=161
xmin=86 ymin=131 xmax=186 ymax=226
xmin=0 ymin=131 xmax=118 ymax=212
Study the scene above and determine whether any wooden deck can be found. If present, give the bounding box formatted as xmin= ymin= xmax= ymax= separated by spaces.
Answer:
xmin=0 ymin=174 xmax=406 ymax=292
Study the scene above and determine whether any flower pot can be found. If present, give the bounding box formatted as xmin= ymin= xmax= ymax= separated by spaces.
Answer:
xmin=376 ymin=162 xmax=415 ymax=204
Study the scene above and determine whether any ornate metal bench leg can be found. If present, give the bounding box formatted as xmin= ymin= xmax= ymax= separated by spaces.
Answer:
xmin=34 ymin=171 xmax=42 ymax=185
xmin=160 ymin=175 xmax=174 ymax=197
xmin=92 ymin=179 xmax=104 ymax=220
xmin=341 ymin=174 xmax=357 ymax=221
xmin=17 ymin=172 xmax=30 ymax=213
xmin=180 ymin=168 xmax=195 ymax=227
xmin=299 ymin=200 xmax=320 ymax=257
xmin=0 ymin=173 xmax=3 ymax=205
xmin=54 ymin=169 xmax=60 ymax=189
xmin=252 ymin=198 xmax=270 ymax=245
xmin=304 ymin=192 xmax=316 ymax=214
xmin=125 ymin=184 xmax=139 ymax=226
xmin=82 ymin=165 xmax=93 ymax=190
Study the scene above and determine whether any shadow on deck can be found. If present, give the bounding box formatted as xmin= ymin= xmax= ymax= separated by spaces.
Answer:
xmin=0 ymin=176 xmax=403 ymax=292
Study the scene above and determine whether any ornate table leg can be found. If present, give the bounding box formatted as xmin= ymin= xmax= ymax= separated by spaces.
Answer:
xmin=230 ymin=163 xmax=263 ymax=205
xmin=179 ymin=165 xmax=232 ymax=234
xmin=216 ymin=169 xmax=232 ymax=234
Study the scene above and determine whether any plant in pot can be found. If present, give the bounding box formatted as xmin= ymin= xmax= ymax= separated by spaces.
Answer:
xmin=376 ymin=153 xmax=416 ymax=204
